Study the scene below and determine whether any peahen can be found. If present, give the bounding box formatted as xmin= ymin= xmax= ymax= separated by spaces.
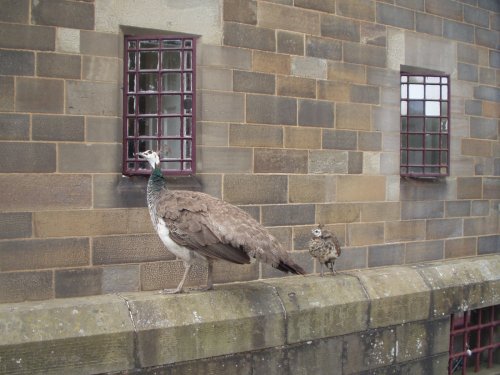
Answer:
xmin=136 ymin=150 xmax=306 ymax=293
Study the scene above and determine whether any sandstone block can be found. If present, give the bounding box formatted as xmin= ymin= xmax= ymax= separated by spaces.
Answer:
xmin=223 ymin=174 xmax=288 ymax=205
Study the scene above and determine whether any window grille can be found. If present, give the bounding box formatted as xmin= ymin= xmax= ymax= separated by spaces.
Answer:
xmin=449 ymin=305 xmax=500 ymax=374
xmin=123 ymin=35 xmax=196 ymax=175
xmin=400 ymin=73 xmax=450 ymax=177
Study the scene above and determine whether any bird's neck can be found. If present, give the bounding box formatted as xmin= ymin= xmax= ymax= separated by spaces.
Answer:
xmin=148 ymin=164 xmax=167 ymax=193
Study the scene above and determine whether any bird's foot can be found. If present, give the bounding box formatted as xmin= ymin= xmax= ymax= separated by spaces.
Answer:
xmin=187 ymin=284 xmax=214 ymax=292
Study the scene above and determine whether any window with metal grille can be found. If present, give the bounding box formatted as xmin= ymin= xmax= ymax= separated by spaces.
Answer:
xmin=123 ymin=35 xmax=196 ymax=176
xmin=400 ymin=72 xmax=450 ymax=177
xmin=449 ymin=305 xmax=500 ymax=374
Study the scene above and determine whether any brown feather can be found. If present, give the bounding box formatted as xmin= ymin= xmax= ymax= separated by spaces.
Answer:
xmin=154 ymin=190 xmax=304 ymax=274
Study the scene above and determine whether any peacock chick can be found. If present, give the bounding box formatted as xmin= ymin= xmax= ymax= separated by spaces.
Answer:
xmin=308 ymin=226 xmax=342 ymax=277
xmin=136 ymin=150 xmax=306 ymax=293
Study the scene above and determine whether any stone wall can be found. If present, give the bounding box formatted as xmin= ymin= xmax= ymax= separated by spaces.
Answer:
xmin=0 ymin=0 xmax=499 ymax=303
xmin=1 ymin=256 xmax=498 ymax=374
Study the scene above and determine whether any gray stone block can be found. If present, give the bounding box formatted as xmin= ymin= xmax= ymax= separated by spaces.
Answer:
xmin=478 ymin=0 xmax=499 ymax=12
xmin=405 ymin=240 xmax=444 ymax=264
xmin=32 ymin=0 xmax=94 ymax=29
xmin=59 ymin=143 xmax=122 ymax=173
xmin=475 ymin=27 xmax=499 ymax=49
xmin=201 ymin=91 xmax=245 ymax=122
xmin=309 ymin=150 xmax=348 ymax=174
xmin=336 ymin=0 xmax=375 ymax=21
xmin=233 ymin=70 xmax=275 ymax=94
xmin=0 ymin=0 xmax=29 ymax=23
xmin=66 ymin=80 xmax=119 ymax=116
xmin=402 ymin=201 xmax=444 ymax=220
xmin=102 ymin=264 xmax=140 ymax=294
xmin=16 ymin=77 xmax=64 ymax=113
xmin=223 ymin=0 xmax=257 ymax=24
xmin=0 ymin=212 xmax=32 ymax=240
xmin=223 ymin=22 xmax=275 ymax=52
xmin=416 ymin=12 xmax=443 ymax=36
xmin=478 ymin=235 xmax=499 ymax=255
xmin=464 ymin=4 xmax=489 ymax=28
xmin=348 ymin=151 xmax=363 ymax=174
xmin=86 ymin=116 xmax=122 ymax=143
xmin=32 ymin=114 xmax=84 ymax=141
xmin=82 ymin=55 xmax=119 ymax=82
xmin=0 ymin=76 xmax=14 ymax=111
xmin=291 ymin=56 xmax=327 ymax=79
xmin=247 ymin=94 xmax=296 ymax=125
xmin=224 ymin=174 xmax=288 ymax=205
xmin=0 ymin=270 xmax=53 ymax=303
xmin=37 ymin=52 xmax=81 ymax=79
xmin=344 ymin=42 xmax=386 ymax=67
xmin=0 ymin=49 xmax=34 ymax=76
xmin=197 ymin=147 xmax=252 ymax=173
xmin=351 ymin=84 xmax=379 ymax=104
xmin=445 ymin=200 xmax=471 ymax=217
xmin=0 ymin=23 xmax=55 ymax=50
xmin=277 ymin=30 xmax=304 ymax=55
xmin=470 ymin=116 xmax=498 ymax=140
xmin=55 ymin=267 xmax=103 ymax=298
xmin=306 ymin=36 xmax=342 ymax=61
xmin=261 ymin=204 xmax=315 ymax=226
xmin=376 ymin=3 xmax=415 ymax=30
xmin=426 ymin=0 xmax=463 ymax=21
xmin=294 ymin=0 xmax=335 ymax=13
xmin=458 ymin=62 xmax=478 ymax=82
xmin=368 ymin=243 xmax=406 ymax=268
xmin=0 ymin=142 xmax=56 ymax=173
xmin=444 ymin=20 xmax=475 ymax=43
xmin=323 ymin=129 xmax=357 ymax=150
xmin=0 ymin=114 xmax=30 ymax=140
xmin=474 ymin=85 xmax=500 ymax=102
xmin=464 ymin=100 xmax=483 ymax=116
xmin=457 ymin=43 xmax=479 ymax=64
xmin=321 ymin=14 xmax=360 ymax=42
xmin=359 ymin=131 xmax=382 ymax=151
xmin=396 ymin=0 xmax=424 ymax=11
xmin=298 ymin=99 xmax=334 ymax=128
xmin=254 ymin=148 xmax=308 ymax=174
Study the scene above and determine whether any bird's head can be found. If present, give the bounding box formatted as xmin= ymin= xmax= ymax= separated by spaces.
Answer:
xmin=135 ymin=149 xmax=160 ymax=169
xmin=311 ymin=228 xmax=322 ymax=237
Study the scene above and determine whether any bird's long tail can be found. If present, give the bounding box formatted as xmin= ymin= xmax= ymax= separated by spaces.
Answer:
xmin=276 ymin=259 xmax=307 ymax=275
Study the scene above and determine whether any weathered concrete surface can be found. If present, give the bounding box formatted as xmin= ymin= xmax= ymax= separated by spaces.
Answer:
xmin=0 ymin=294 xmax=134 ymax=375
xmin=0 ymin=255 xmax=498 ymax=374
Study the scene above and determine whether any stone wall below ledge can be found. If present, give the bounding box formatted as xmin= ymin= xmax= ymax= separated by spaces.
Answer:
xmin=1 ymin=255 xmax=499 ymax=375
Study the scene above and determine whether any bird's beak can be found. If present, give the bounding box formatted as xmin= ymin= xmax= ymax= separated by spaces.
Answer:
xmin=135 ymin=152 xmax=145 ymax=159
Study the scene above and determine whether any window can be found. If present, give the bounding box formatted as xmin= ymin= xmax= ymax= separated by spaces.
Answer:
xmin=449 ymin=305 xmax=500 ymax=374
xmin=400 ymin=72 xmax=450 ymax=177
xmin=123 ymin=35 xmax=196 ymax=175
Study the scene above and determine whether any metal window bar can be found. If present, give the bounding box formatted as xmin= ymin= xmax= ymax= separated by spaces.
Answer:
xmin=400 ymin=72 xmax=450 ymax=178
xmin=448 ymin=305 xmax=500 ymax=374
xmin=123 ymin=35 xmax=196 ymax=176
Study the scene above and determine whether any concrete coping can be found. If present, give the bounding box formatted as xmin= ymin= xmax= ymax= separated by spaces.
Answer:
xmin=1 ymin=255 xmax=499 ymax=374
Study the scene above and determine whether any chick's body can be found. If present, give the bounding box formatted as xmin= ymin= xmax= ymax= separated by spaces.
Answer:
xmin=308 ymin=227 xmax=342 ymax=276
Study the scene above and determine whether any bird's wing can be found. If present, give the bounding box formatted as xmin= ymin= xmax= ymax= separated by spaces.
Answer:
xmin=155 ymin=190 xmax=251 ymax=264
xmin=154 ymin=190 xmax=303 ymax=274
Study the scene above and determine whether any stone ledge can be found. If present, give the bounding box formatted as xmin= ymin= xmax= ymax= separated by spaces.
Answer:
xmin=0 ymin=255 xmax=499 ymax=374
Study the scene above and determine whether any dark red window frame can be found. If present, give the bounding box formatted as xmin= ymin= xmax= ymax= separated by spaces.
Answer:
xmin=400 ymin=72 xmax=450 ymax=178
xmin=449 ymin=305 xmax=500 ymax=374
xmin=123 ymin=35 xmax=196 ymax=176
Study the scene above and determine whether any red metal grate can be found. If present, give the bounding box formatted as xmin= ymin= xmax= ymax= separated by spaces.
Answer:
xmin=123 ymin=35 xmax=196 ymax=176
xmin=400 ymin=72 xmax=450 ymax=178
xmin=449 ymin=305 xmax=500 ymax=374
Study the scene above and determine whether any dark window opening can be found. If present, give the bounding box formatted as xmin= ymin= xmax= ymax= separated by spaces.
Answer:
xmin=449 ymin=305 xmax=500 ymax=374
xmin=123 ymin=35 xmax=196 ymax=176
xmin=400 ymin=72 xmax=450 ymax=178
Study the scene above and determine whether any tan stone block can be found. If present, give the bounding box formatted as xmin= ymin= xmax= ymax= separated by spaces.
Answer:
xmin=229 ymin=123 xmax=283 ymax=148
xmin=482 ymin=101 xmax=500 ymax=118
xmin=258 ymin=2 xmax=320 ymax=35
xmin=0 ymin=270 xmax=53 ymax=303
xmin=34 ymin=208 xmax=152 ymax=238
xmin=405 ymin=240 xmax=444 ymax=264
xmin=317 ymin=80 xmax=350 ymax=102
xmin=316 ymin=203 xmax=361 ymax=224
xmin=327 ymin=61 xmax=366 ymax=83
xmin=66 ymin=80 xmax=119 ymax=116
xmin=289 ymin=175 xmax=336 ymax=203
xmin=16 ymin=77 xmax=64 ymax=113
xmin=197 ymin=146 xmax=252 ymax=173
xmin=223 ymin=174 xmax=288 ymax=205
xmin=457 ymin=177 xmax=482 ymax=199
xmin=336 ymin=103 xmax=371 ymax=130
xmin=385 ymin=220 xmax=426 ymax=242
xmin=196 ymin=122 xmax=228 ymax=147
xmin=462 ymin=138 xmax=492 ymax=157
xmin=360 ymin=202 xmax=400 ymax=222
xmin=347 ymin=222 xmax=384 ymax=246
xmin=337 ymin=175 xmax=386 ymax=202
xmin=277 ymin=76 xmax=316 ymax=98
xmin=254 ymin=148 xmax=308 ymax=174
xmin=252 ymin=51 xmax=290 ymax=75
xmin=284 ymin=126 xmax=321 ymax=149
xmin=200 ymin=91 xmax=245 ymax=122
xmin=426 ymin=218 xmax=463 ymax=240
xmin=0 ymin=238 xmax=89 ymax=272
xmin=445 ymin=237 xmax=477 ymax=258
xmin=0 ymin=174 xmax=92 ymax=211
xmin=309 ymin=150 xmax=348 ymax=174
xmin=82 ymin=55 xmax=120 ymax=82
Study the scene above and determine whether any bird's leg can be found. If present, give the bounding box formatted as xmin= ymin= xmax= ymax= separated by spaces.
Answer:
xmin=319 ymin=263 xmax=324 ymax=277
xmin=162 ymin=262 xmax=191 ymax=294
xmin=198 ymin=259 xmax=214 ymax=291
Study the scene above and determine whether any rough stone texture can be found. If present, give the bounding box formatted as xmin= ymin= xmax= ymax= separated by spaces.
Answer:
xmin=254 ymin=149 xmax=308 ymax=174
xmin=66 ymin=81 xmax=119 ymax=116
xmin=0 ymin=270 xmax=53 ymax=303
xmin=223 ymin=174 xmax=288 ymax=205
xmin=376 ymin=3 xmax=415 ymax=30
xmin=0 ymin=212 xmax=32 ymax=240
xmin=59 ymin=143 xmax=122 ymax=173
xmin=0 ymin=256 xmax=498 ymax=373
xmin=16 ymin=78 xmax=64 ymax=113
xmin=0 ymin=49 xmax=34 ymax=76
xmin=32 ymin=0 xmax=95 ymax=29
xmin=37 ymin=52 xmax=81 ymax=79
xmin=246 ymin=94 xmax=296 ymax=125
xmin=229 ymin=123 xmax=283 ymax=148
xmin=0 ymin=23 xmax=55 ymax=50
xmin=0 ymin=142 xmax=56 ymax=173
xmin=32 ymin=114 xmax=85 ymax=142
xmin=223 ymin=22 xmax=275 ymax=52
xmin=258 ymin=2 xmax=320 ymax=35
xmin=0 ymin=113 xmax=30 ymax=140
